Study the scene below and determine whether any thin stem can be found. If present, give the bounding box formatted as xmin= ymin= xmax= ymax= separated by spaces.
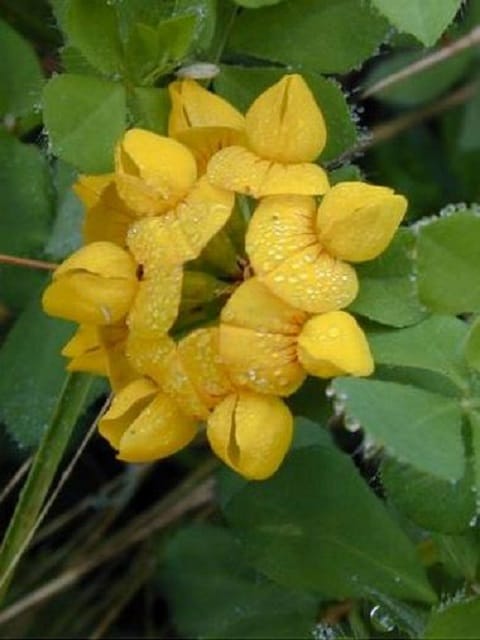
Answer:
xmin=0 ymin=254 xmax=58 ymax=271
xmin=362 ymin=25 xmax=480 ymax=98
xmin=0 ymin=457 xmax=33 ymax=508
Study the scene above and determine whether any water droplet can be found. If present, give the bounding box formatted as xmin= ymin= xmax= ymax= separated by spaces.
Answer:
xmin=369 ymin=605 xmax=395 ymax=633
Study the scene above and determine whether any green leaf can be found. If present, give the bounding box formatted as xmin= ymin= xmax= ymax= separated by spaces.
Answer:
xmin=0 ymin=289 xmax=75 ymax=448
xmin=234 ymin=0 xmax=285 ymax=7
xmin=129 ymin=87 xmax=170 ymax=134
xmin=162 ymin=524 xmax=317 ymax=638
xmin=424 ymin=597 xmax=480 ymax=638
xmin=228 ymin=0 xmax=389 ymax=74
xmin=0 ymin=371 xmax=93 ymax=600
xmin=0 ymin=18 xmax=44 ymax=121
xmin=464 ymin=317 xmax=480 ymax=373
xmin=365 ymin=48 xmax=471 ymax=106
xmin=382 ymin=457 xmax=476 ymax=533
xmin=225 ymin=446 xmax=435 ymax=602
xmin=332 ymin=378 xmax=465 ymax=481
xmin=349 ymin=229 xmax=428 ymax=327
xmin=0 ymin=132 xmax=54 ymax=310
xmin=368 ymin=315 xmax=469 ymax=390
xmin=43 ymin=74 xmax=126 ymax=173
xmin=174 ymin=0 xmax=217 ymax=53
xmin=468 ymin=411 xmax=480 ymax=497
xmin=417 ymin=210 xmax=480 ymax=314
xmin=459 ymin=87 xmax=480 ymax=152
xmin=66 ymin=0 xmax=125 ymax=78
xmin=214 ymin=66 xmax=357 ymax=162
xmin=370 ymin=0 xmax=462 ymax=46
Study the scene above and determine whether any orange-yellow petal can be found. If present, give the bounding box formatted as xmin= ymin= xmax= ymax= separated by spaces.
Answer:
xmin=115 ymin=129 xmax=198 ymax=216
xmin=62 ymin=325 xmax=107 ymax=376
xmin=126 ymin=331 xmax=176 ymax=380
xmin=42 ymin=243 xmax=137 ymax=326
xmin=73 ymin=174 xmax=114 ymax=209
xmin=81 ymin=181 xmax=137 ymax=247
xmin=99 ymin=378 xmax=158 ymax=449
xmin=168 ymin=79 xmax=245 ymax=135
xmin=297 ymin=311 xmax=374 ymax=378
xmin=246 ymin=195 xmax=317 ymax=275
xmin=98 ymin=325 xmax=138 ymax=392
xmin=219 ymin=325 xmax=305 ymax=396
xmin=220 ymin=278 xmax=307 ymax=335
xmin=246 ymin=74 xmax=327 ymax=163
xmin=316 ymin=182 xmax=408 ymax=262
xmin=207 ymin=391 xmax=293 ymax=480
xmin=260 ymin=245 xmax=358 ymax=314
xmin=127 ymin=264 xmax=183 ymax=336
xmin=175 ymin=127 xmax=246 ymax=174
xmin=207 ymin=146 xmax=329 ymax=197
xmin=117 ymin=391 xmax=198 ymax=463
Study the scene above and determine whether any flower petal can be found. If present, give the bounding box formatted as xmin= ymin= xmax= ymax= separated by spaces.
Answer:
xmin=297 ymin=311 xmax=374 ymax=378
xmin=98 ymin=325 xmax=138 ymax=392
xmin=117 ymin=391 xmax=198 ymax=462
xmin=62 ymin=325 xmax=107 ymax=376
xmin=168 ymin=79 xmax=245 ymax=135
xmin=207 ymin=391 xmax=293 ymax=480
xmin=127 ymin=264 xmax=183 ymax=336
xmin=219 ymin=325 xmax=305 ymax=396
xmin=246 ymin=74 xmax=327 ymax=163
xmin=246 ymin=195 xmax=317 ymax=274
xmin=99 ymin=378 xmax=157 ymax=449
xmin=175 ymin=127 xmax=246 ymax=174
xmin=316 ymin=182 xmax=408 ymax=262
xmin=126 ymin=331 xmax=176 ymax=380
xmin=220 ymin=278 xmax=307 ymax=335
xmin=261 ymin=246 xmax=358 ymax=313
xmin=115 ymin=129 xmax=197 ymax=215
xmin=73 ymin=174 xmax=114 ymax=209
xmin=54 ymin=242 xmax=137 ymax=280
xmin=207 ymin=146 xmax=328 ymax=197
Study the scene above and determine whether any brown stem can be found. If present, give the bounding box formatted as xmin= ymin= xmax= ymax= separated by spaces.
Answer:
xmin=0 ymin=254 xmax=58 ymax=271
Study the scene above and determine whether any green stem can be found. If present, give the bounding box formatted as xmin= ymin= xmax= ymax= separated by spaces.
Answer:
xmin=0 ymin=372 xmax=93 ymax=602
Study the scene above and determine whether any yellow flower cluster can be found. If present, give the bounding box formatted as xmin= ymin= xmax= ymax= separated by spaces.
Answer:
xmin=42 ymin=74 xmax=407 ymax=480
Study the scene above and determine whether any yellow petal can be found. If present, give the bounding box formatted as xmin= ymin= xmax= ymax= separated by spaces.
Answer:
xmin=207 ymin=146 xmax=329 ymax=197
xmin=98 ymin=325 xmax=138 ymax=392
xmin=43 ymin=243 xmax=137 ymax=325
xmin=175 ymin=127 xmax=246 ymax=174
xmin=126 ymin=331 xmax=176 ymax=380
xmin=246 ymin=195 xmax=317 ymax=275
xmin=246 ymin=74 xmax=327 ymax=163
xmin=81 ymin=180 xmax=137 ymax=247
xmin=297 ymin=311 xmax=374 ymax=378
xmin=220 ymin=278 xmax=307 ymax=335
xmin=115 ymin=129 xmax=197 ymax=215
xmin=73 ymin=174 xmax=114 ymax=209
xmin=62 ymin=325 xmax=107 ymax=376
xmin=127 ymin=216 xmax=193 ymax=265
xmin=176 ymin=328 xmax=233 ymax=407
xmin=127 ymin=264 xmax=183 ymax=336
xmin=117 ymin=391 xmax=198 ymax=462
xmin=219 ymin=325 xmax=305 ymax=396
xmin=99 ymin=378 xmax=157 ymax=449
xmin=207 ymin=391 xmax=293 ymax=480
xmin=261 ymin=246 xmax=358 ymax=313
xmin=316 ymin=182 xmax=408 ymax=262
xmin=168 ymin=79 xmax=245 ymax=135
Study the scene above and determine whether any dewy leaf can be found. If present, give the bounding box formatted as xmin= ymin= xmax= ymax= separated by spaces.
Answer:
xmin=382 ymin=457 xmax=476 ymax=534
xmin=370 ymin=0 xmax=462 ymax=46
xmin=162 ymin=524 xmax=317 ymax=639
xmin=368 ymin=315 xmax=469 ymax=390
xmin=0 ymin=287 xmax=75 ymax=448
xmin=43 ymin=74 xmax=126 ymax=173
xmin=0 ymin=131 xmax=54 ymax=311
xmin=214 ymin=66 xmax=357 ymax=162
xmin=417 ymin=211 xmax=480 ymax=314
xmin=333 ymin=378 xmax=465 ymax=481
xmin=227 ymin=0 xmax=389 ymax=74
xmin=129 ymin=87 xmax=170 ymax=134
xmin=424 ymin=597 xmax=480 ymax=638
xmin=66 ymin=0 xmax=125 ymax=78
xmin=349 ymin=229 xmax=427 ymax=327
xmin=225 ymin=446 xmax=435 ymax=602
xmin=174 ymin=0 xmax=217 ymax=53
xmin=0 ymin=18 xmax=44 ymax=120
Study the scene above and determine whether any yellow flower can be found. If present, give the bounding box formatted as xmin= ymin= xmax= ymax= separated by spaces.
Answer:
xmin=62 ymin=324 xmax=138 ymax=391
xmin=297 ymin=311 xmax=374 ymax=378
xmin=219 ymin=278 xmax=374 ymax=393
xmin=168 ymin=79 xmax=246 ymax=173
xmin=99 ymin=378 xmax=198 ymax=463
xmin=207 ymin=74 xmax=329 ymax=198
xmin=207 ymin=391 xmax=293 ymax=480
xmin=246 ymin=183 xmax=407 ymax=313
xmin=42 ymin=242 xmax=138 ymax=325
xmin=73 ymin=174 xmax=137 ymax=247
